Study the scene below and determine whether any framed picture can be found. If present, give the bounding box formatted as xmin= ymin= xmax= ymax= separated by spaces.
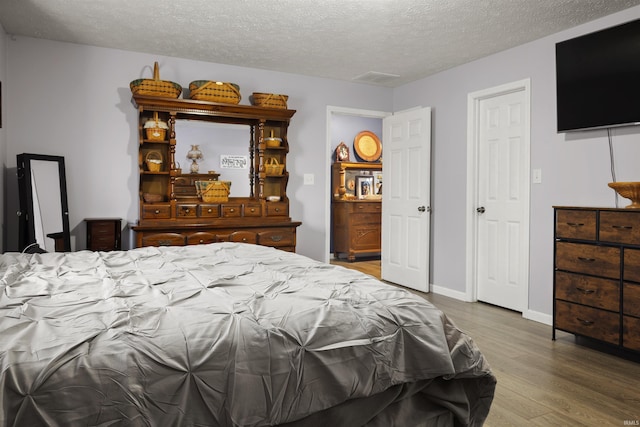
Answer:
xmin=356 ymin=175 xmax=374 ymax=199
xmin=335 ymin=142 xmax=350 ymax=162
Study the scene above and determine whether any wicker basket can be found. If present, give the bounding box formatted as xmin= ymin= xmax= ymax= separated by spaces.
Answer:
xmin=130 ymin=62 xmax=182 ymax=98
xmin=188 ymin=81 xmax=241 ymax=104
xmin=251 ymin=92 xmax=288 ymax=109
xmin=199 ymin=181 xmax=230 ymax=202
xmin=145 ymin=150 xmax=163 ymax=172
xmin=144 ymin=112 xmax=168 ymax=141
xmin=265 ymin=157 xmax=284 ymax=175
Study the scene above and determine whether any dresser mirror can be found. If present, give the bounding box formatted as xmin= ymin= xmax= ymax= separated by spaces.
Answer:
xmin=17 ymin=153 xmax=71 ymax=252
xmin=174 ymin=120 xmax=251 ymax=197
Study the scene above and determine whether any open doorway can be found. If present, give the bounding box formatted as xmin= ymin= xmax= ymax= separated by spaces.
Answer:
xmin=324 ymin=106 xmax=389 ymax=263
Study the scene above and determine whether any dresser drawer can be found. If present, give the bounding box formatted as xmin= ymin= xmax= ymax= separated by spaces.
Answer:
xmin=266 ymin=202 xmax=288 ymax=217
xmin=176 ymin=204 xmax=197 ymax=217
xmin=198 ymin=204 xmax=220 ymax=218
xmin=221 ymin=204 xmax=242 ymax=218
xmin=555 ymin=271 xmax=619 ymax=311
xmin=140 ymin=232 xmax=186 ymax=247
xmin=623 ymin=248 xmax=640 ymax=283
xmin=555 ymin=242 xmax=620 ymax=279
xmin=623 ymin=316 xmax=640 ymax=351
xmin=555 ymin=300 xmax=619 ymax=345
xmin=599 ymin=211 xmax=640 ymax=244
xmin=258 ymin=229 xmax=295 ymax=247
xmin=351 ymin=202 xmax=382 ymax=213
xmin=351 ymin=226 xmax=381 ymax=251
xmin=351 ymin=212 xmax=381 ymax=225
xmin=623 ymin=282 xmax=640 ymax=317
xmin=187 ymin=232 xmax=217 ymax=245
xmin=227 ymin=231 xmax=257 ymax=244
xmin=555 ymin=209 xmax=596 ymax=240
xmin=142 ymin=204 xmax=172 ymax=219
xmin=244 ymin=203 xmax=262 ymax=217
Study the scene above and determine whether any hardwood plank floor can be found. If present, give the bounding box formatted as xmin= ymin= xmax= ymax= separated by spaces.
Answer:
xmin=331 ymin=258 xmax=640 ymax=426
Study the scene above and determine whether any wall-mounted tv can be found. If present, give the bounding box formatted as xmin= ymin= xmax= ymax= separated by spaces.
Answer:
xmin=556 ymin=18 xmax=640 ymax=132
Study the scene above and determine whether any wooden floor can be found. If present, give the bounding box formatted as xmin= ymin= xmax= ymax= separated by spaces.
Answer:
xmin=331 ymin=258 xmax=640 ymax=426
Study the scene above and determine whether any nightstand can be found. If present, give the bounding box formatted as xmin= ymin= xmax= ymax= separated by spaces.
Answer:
xmin=85 ymin=218 xmax=121 ymax=251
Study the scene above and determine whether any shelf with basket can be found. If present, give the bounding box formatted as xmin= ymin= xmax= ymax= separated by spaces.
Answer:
xmin=131 ymin=95 xmax=301 ymax=252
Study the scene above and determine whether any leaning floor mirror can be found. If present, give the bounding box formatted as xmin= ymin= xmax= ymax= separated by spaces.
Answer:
xmin=17 ymin=153 xmax=71 ymax=252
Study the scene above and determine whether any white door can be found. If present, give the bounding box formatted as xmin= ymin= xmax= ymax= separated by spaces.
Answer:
xmin=475 ymin=86 xmax=529 ymax=312
xmin=381 ymin=107 xmax=431 ymax=292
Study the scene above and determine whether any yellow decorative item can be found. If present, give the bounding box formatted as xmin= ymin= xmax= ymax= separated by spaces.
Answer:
xmin=608 ymin=182 xmax=640 ymax=208
xmin=145 ymin=151 xmax=163 ymax=172
xmin=265 ymin=157 xmax=284 ymax=175
xmin=188 ymin=81 xmax=241 ymax=104
xmin=250 ymin=92 xmax=288 ymax=109
xmin=130 ymin=62 xmax=182 ymax=98
xmin=199 ymin=181 xmax=231 ymax=202
xmin=144 ymin=112 xmax=168 ymax=141
xmin=265 ymin=129 xmax=282 ymax=147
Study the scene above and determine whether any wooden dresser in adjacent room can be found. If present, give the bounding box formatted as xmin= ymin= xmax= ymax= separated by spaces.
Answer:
xmin=331 ymin=161 xmax=382 ymax=261
xmin=553 ymin=206 xmax=640 ymax=354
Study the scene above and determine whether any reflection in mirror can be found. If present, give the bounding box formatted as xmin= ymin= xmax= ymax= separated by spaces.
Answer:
xmin=175 ymin=121 xmax=251 ymax=197
xmin=17 ymin=154 xmax=71 ymax=252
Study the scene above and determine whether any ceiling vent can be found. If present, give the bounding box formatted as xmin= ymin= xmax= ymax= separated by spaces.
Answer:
xmin=352 ymin=71 xmax=401 ymax=85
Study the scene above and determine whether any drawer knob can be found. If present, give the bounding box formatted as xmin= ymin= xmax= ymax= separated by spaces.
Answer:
xmin=566 ymin=222 xmax=584 ymax=227
xmin=577 ymin=257 xmax=596 ymax=263
xmin=275 ymin=208 xmax=280 ymax=212
xmin=154 ymin=209 xmax=160 ymax=214
xmin=611 ymin=225 xmax=632 ymax=230
xmin=230 ymin=208 xmax=235 ymax=213
xmin=207 ymin=208 xmax=213 ymax=213
xmin=250 ymin=208 xmax=255 ymax=212
xmin=199 ymin=239 xmax=204 ymax=244
xmin=242 ymin=237 xmax=247 ymax=242
xmin=270 ymin=235 xmax=283 ymax=242
xmin=185 ymin=209 xmax=190 ymax=213
xmin=575 ymin=287 xmax=595 ymax=295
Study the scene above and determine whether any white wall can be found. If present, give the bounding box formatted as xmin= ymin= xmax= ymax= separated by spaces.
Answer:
xmin=3 ymin=37 xmax=392 ymax=258
xmin=392 ymin=6 xmax=640 ymax=316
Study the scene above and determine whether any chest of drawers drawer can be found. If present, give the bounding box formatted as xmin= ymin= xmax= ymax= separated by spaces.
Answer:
xmin=599 ymin=211 xmax=640 ymax=244
xmin=556 ymin=209 xmax=596 ymax=240
xmin=555 ymin=300 xmax=619 ymax=345
xmin=555 ymin=241 xmax=620 ymax=279
xmin=555 ymin=271 xmax=619 ymax=311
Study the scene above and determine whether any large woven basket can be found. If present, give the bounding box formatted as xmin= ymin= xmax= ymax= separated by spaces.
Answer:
xmin=265 ymin=157 xmax=284 ymax=175
xmin=189 ymin=81 xmax=241 ymax=104
xmin=198 ymin=180 xmax=231 ymax=202
xmin=251 ymin=92 xmax=288 ymax=109
xmin=130 ymin=62 xmax=182 ymax=98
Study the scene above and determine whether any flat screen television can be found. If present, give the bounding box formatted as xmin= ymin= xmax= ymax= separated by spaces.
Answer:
xmin=556 ymin=18 xmax=640 ymax=132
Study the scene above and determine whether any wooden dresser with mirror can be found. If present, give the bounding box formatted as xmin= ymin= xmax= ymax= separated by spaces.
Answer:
xmin=132 ymin=95 xmax=301 ymax=252
xmin=331 ymin=161 xmax=382 ymax=261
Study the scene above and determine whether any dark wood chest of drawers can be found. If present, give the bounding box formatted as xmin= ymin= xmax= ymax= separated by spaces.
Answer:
xmin=553 ymin=207 xmax=640 ymax=353
xmin=85 ymin=218 xmax=122 ymax=251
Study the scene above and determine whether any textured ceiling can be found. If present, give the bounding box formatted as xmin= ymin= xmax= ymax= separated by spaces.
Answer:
xmin=1 ymin=0 xmax=639 ymax=87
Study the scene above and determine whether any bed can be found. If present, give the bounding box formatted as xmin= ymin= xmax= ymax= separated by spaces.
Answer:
xmin=0 ymin=243 xmax=495 ymax=426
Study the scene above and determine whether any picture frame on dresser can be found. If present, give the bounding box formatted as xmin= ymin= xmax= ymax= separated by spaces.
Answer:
xmin=356 ymin=176 xmax=373 ymax=199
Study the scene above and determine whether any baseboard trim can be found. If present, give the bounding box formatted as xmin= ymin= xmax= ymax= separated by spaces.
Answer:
xmin=431 ymin=284 xmax=473 ymax=302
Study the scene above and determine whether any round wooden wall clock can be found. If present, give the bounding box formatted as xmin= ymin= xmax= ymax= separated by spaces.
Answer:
xmin=354 ymin=130 xmax=382 ymax=162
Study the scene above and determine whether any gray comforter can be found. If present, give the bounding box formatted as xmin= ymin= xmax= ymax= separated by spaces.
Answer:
xmin=0 ymin=243 xmax=495 ymax=426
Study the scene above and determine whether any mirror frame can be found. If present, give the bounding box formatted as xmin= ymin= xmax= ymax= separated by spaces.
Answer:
xmin=17 ymin=153 xmax=71 ymax=252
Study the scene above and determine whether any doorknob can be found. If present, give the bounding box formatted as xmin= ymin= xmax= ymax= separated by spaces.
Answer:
xmin=477 ymin=207 xmax=486 ymax=214
xmin=418 ymin=206 xmax=426 ymax=212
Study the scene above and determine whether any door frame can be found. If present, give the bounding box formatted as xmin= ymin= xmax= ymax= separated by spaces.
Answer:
xmin=465 ymin=79 xmax=531 ymax=309
xmin=325 ymin=106 xmax=390 ymax=263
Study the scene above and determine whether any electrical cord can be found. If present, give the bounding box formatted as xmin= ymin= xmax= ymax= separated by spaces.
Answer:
xmin=608 ymin=128 xmax=618 ymax=208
